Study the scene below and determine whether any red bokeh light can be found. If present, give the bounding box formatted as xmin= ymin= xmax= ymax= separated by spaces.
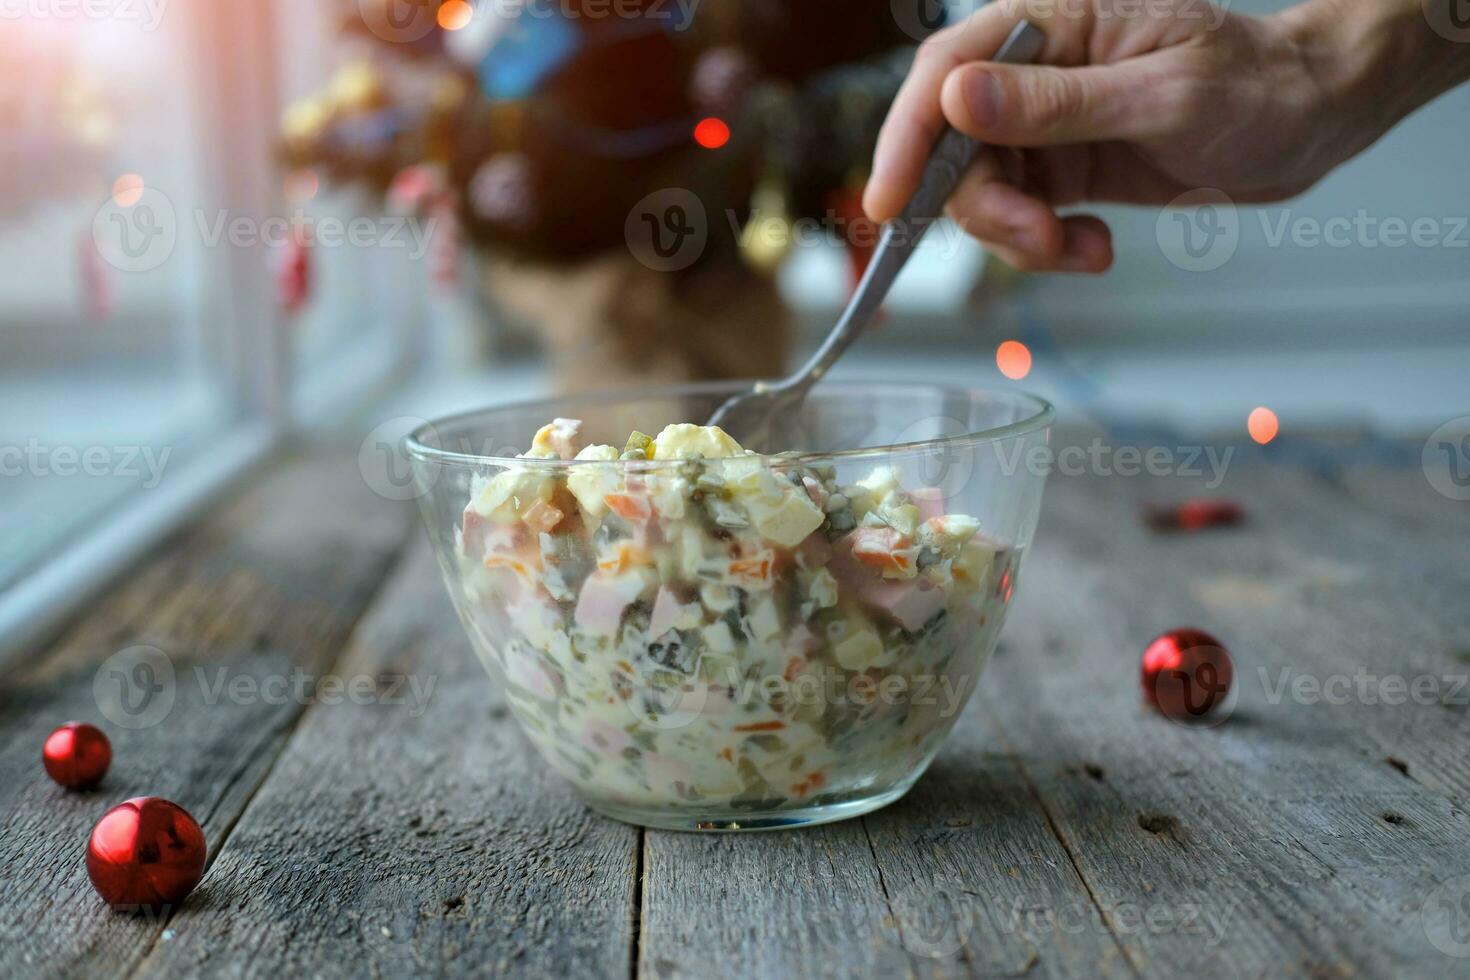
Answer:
xmin=694 ymin=117 xmax=730 ymax=150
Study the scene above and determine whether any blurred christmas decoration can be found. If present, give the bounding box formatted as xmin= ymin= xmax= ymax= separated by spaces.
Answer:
xmin=42 ymin=722 xmax=111 ymax=790
xmin=1141 ymin=628 xmax=1235 ymax=722
xmin=277 ymin=227 xmax=314 ymax=315
xmin=0 ymin=25 xmax=118 ymax=221
xmin=282 ymin=0 xmax=940 ymax=386
xmin=1143 ymin=498 xmax=1246 ymax=533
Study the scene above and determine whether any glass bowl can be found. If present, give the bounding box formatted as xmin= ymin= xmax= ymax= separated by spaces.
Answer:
xmin=407 ymin=381 xmax=1052 ymax=831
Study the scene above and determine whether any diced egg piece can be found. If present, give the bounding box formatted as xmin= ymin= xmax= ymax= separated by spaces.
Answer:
xmin=830 ymin=620 xmax=891 ymax=671
xmin=469 ymin=467 xmax=554 ymax=522
xmin=650 ymin=423 xmax=744 ymax=460
xmin=566 ymin=444 xmax=619 ymax=518
xmin=526 ymin=418 xmax=583 ymax=459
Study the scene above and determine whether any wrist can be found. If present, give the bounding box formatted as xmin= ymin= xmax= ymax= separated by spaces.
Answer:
xmin=1276 ymin=0 xmax=1470 ymax=147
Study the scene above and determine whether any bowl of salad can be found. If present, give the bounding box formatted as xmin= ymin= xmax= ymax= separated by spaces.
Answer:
xmin=407 ymin=381 xmax=1052 ymax=831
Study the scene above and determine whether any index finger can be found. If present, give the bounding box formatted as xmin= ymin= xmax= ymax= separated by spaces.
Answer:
xmin=864 ymin=6 xmax=1029 ymax=222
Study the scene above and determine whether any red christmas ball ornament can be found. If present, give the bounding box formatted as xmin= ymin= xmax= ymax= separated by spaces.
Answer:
xmin=86 ymin=797 xmax=207 ymax=911
xmin=1141 ymin=628 xmax=1234 ymax=722
xmin=1143 ymin=498 xmax=1245 ymax=532
xmin=43 ymin=722 xmax=111 ymax=790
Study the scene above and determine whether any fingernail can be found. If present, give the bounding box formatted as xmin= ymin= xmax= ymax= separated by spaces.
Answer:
xmin=963 ymin=68 xmax=1002 ymax=130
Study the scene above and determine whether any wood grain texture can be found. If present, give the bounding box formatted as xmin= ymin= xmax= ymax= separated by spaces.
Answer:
xmin=0 ymin=452 xmax=417 ymax=978
xmin=6 ymin=431 xmax=1470 ymax=980
xmin=133 ymin=542 xmax=640 ymax=980
xmin=971 ymin=442 xmax=1470 ymax=978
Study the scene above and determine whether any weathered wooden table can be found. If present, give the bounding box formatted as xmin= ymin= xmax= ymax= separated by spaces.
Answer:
xmin=4 ymin=428 xmax=1469 ymax=979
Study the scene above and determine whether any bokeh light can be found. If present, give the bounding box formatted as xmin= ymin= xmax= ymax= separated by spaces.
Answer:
xmin=437 ymin=0 xmax=473 ymax=30
xmin=111 ymin=174 xmax=145 ymax=208
xmin=694 ymin=117 xmax=730 ymax=150
xmin=1248 ymin=407 xmax=1279 ymax=444
xmin=284 ymin=169 xmax=320 ymax=204
xmin=996 ymin=340 xmax=1032 ymax=380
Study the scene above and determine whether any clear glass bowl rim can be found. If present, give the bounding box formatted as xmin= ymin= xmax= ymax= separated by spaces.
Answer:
xmin=404 ymin=379 xmax=1054 ymax=469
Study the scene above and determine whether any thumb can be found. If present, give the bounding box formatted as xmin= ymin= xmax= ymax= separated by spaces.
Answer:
xmin=941 ymin=60 xmax=1164 ymax=147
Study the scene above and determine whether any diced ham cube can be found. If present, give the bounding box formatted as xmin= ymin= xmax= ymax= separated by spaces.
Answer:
xmin=858 ymin=577 xmax=946 ymax=632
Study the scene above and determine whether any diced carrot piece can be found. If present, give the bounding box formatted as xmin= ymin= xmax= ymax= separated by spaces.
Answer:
xmin=783 ymin=657 xmax=805 ymax=682
xmin=604 ymin=492 xmax=652 ymax=523
xmin=522 ymin=498 xmax=565 ymax=535
xmin=728 ymin=553 xmax=773 ymax=585
xmin=597 ymin=541 xmax=647 ymax=575
xmin=850 ymin=527 xmax=914 ymax=572
xmin=732 ymin=720 xmax=786 ymax=733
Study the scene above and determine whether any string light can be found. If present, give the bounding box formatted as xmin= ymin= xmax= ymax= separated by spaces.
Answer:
xmin=437 ymin=1 xmax=472 ymax=30
xmin=1248 ymin=407 xmax=1279 ymax=444
xmin=111 ymin=174 xmax=144 ymax=207
xmin=694 ymin=117 xmax=730 ymax=150
xmin=996 ymin=340 xmax=1032 ymax=380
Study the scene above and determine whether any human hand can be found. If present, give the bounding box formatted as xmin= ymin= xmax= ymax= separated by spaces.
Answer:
xmin=865 ymin=0 xmax=1470 ymax=273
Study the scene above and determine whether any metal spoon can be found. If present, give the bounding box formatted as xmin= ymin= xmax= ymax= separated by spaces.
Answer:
xmin=707 ymin=20 xmax=1046 ymax=450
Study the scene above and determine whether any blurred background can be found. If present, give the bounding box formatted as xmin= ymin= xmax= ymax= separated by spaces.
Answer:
xmin=1 ymin=0 xmax=1466 ymax=652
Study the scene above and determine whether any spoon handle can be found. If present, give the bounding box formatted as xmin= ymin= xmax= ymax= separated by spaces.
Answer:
xmin=778 ymin=20 xmax=1046 ymax=394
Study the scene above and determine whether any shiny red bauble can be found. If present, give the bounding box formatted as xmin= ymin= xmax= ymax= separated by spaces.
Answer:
xmin=1141 ymin=628 xmax=1234 ymax=721
xmin=42 ymin=722 xmax=111 ymax=790
xmin=1143 ymin=498 xmax=1245 ymax=532
xmin=86 ymin=797 xmax=206 ymax=911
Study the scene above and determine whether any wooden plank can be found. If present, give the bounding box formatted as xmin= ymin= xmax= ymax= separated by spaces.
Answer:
xmin=133 ymin=542 xmax=640 ymax=979
xmin=0 ymin=452 xmax=417 ymax=977
xmin=969 ymin=444 xmax=1470 ymax=977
